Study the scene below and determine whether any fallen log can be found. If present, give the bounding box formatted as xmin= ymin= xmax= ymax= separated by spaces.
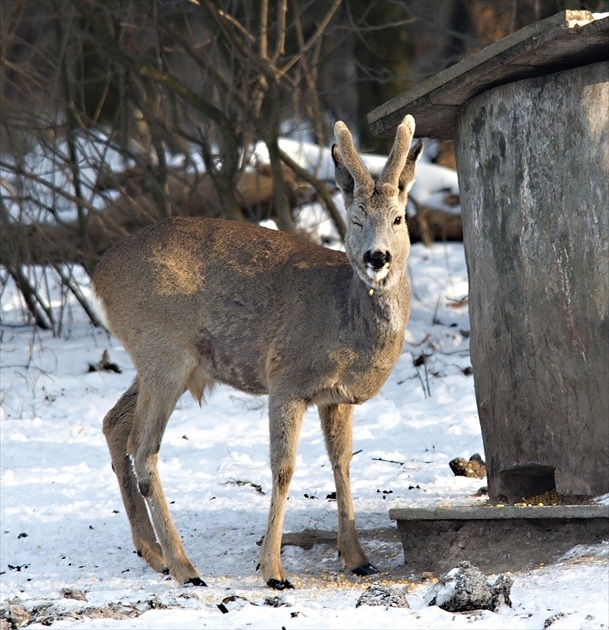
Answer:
xmin=1 ymin=163 xmax=462 ymax=271
xmin=0 ymin=166 xmax=311 ymax=269
xmin=407 ymin=206 xmax=463 ymax=245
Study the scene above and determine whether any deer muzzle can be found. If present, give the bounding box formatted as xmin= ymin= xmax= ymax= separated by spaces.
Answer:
xmin=364 ymin=249 xmax=392 ymax=281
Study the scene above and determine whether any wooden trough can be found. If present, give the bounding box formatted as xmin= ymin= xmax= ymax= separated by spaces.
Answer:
xmin=389 ymin=504 xmax=609 ymax=575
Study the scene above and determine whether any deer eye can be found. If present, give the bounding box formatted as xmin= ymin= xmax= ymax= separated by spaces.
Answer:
xmin=393 ymin=215 xmax=403 ymax=226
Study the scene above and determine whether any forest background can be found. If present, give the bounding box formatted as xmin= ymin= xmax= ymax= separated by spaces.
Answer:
xmin=1 ymin=0 xmax=605 ymax=332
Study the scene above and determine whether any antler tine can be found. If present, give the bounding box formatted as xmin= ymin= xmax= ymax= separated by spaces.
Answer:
xmin=334 ymin=121 xmax=375 ymax=197
xmin=377 ymin=115 xmax=416 ymax=196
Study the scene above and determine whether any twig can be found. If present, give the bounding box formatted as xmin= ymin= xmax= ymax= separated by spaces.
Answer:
xmin=278 ymin=148 xmax=346 ymax=240
xmin=372 ymin=457 xmax=405 ymax=466
xmin=432 ymin=293 xmax=442 ymax=325
xmin=413 ymin=353 xmax=432 ymax=398
xmin=423 ymin=355 xmax=431 ymax=397
xmin=223 ymin=479 xmax=265 ymax=495
xmin=51 ymin=264 xmax=102 ymax=327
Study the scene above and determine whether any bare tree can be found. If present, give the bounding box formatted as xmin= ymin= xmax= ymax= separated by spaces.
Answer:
xmin=2 ymin=0 xmax=595 ymax=331
xmin=1 ymin=0 xmax=349 ymax=331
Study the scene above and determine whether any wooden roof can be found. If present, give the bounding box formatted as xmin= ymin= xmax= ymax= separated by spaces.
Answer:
xmin=368 ymin=11 xmax=609 ymax=139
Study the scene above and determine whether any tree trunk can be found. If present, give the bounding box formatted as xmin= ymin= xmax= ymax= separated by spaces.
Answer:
xmin=456 ymin=61 xmax=609 ymax=500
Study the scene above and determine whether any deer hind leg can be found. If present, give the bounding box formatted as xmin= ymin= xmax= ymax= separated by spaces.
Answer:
xmin=103 ymin=380 xmax=165 ymax=573
xmin=258 ymin=394 xmax=307 ymax=590
xmin=319 ymin=403 xmax=378 ymax=576
xmin=127 ymin=364 xmax=205 ymax=586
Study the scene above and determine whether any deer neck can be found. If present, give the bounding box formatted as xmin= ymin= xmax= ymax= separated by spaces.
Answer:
xmin=346 ymin=267 xmax=410 ymax=338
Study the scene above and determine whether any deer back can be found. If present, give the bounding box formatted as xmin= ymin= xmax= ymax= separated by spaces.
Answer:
xmin=93 ymin=115 xmax=422 ymax=405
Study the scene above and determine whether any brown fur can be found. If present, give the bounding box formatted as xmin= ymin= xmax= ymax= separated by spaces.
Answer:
xmin=94 ymin=116 xmax=422 ymax=588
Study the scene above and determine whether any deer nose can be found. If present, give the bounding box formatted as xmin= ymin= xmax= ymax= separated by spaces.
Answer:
xmin=364 ymin=250 xmax=391 ymax=270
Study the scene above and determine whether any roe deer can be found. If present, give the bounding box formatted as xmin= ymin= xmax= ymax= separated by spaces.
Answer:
xmin=94 ymin=115 xmax=422 ymax=589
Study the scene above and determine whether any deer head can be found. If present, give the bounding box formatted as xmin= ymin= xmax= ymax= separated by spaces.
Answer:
xmin=332 ymin=115 xmax=423 ymax=291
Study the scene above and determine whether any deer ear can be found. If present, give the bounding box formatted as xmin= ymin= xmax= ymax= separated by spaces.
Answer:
xmin=332 ymin=144 xmax=354 ymax=197
xmin=398 ymin=139 xmax=424 ymax=200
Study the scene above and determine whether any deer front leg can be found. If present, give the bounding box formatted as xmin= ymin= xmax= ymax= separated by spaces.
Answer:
xmin=259 ymin=394 xmax=306 ymax=590
xmin=319 ymin=403 xmax=378 ymax=576
xmin=103 ymin=381 xmax=165 ymax=574
xmin=128 ymin=379 xmax=205 ymax=586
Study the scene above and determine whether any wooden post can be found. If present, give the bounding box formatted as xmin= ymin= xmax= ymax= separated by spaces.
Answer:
xmin=455 ymin=61 xmax=609 ymax=500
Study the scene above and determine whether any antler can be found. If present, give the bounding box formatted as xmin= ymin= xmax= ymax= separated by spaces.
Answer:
xmin=376 ymin=115 xmax=416 ymax=197
xmin=334 ymin=121 xmax=375 ymax=198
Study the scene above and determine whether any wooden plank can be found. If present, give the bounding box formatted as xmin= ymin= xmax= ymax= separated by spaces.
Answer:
xmin=368 ymin=11 xmax=609 ymax=139
xmin=389 ymin=505 xmax=609 ymax=521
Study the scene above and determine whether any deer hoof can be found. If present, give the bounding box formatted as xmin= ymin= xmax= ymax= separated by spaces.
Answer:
xmin=352 ymin=562 xmax=379 ymax=576
xmin=184 ymin=576 xmax=207 ymax=587
xmin=267 ymin=578 xmax=295 ymax=590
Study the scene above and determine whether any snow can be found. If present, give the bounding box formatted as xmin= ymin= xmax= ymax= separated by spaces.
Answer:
xmin=1 ymin=135 xmax=608 ymax=629
xmin=2 ymin=240 xmax=608 ymax=629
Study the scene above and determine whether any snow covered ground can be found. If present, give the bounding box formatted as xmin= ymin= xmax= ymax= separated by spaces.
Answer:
xmin=2 ymin=240 xmax=608 ymax=629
